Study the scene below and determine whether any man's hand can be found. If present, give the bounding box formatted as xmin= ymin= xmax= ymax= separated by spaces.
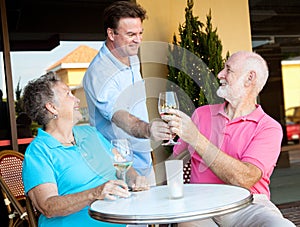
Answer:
xmin=149 ymin=119 xmax=172 ymax=141
xmin=162 ymin=109 xmax=199 ymax=146
xmin=112 ymin=110 xmax=171 ymax=140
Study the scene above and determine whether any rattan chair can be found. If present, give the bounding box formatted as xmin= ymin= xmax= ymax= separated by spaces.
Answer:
xmin=25 ymin=195 xmax=38 ymax=227
xmin=0 ymin=150 xmax=38 ymax=227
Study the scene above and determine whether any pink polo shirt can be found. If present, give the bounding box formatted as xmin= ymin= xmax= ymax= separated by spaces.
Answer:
xmin=173 ymin=103 xmax=283 ymax=198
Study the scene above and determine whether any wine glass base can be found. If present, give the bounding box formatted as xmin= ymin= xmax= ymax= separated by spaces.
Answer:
xmin=162 ymin=141 xmax=181 ymax=146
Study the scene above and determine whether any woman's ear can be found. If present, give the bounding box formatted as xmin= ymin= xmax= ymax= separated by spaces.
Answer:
xmin=45 ymin=102 xmax=58 ymax=115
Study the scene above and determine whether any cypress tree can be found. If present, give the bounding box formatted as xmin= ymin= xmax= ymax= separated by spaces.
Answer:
xmin=167 ymin=0 xmax=228 ymax=114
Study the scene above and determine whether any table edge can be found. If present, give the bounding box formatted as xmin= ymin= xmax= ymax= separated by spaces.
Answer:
xmin=89 ymin=184 xmax=253 ymax=224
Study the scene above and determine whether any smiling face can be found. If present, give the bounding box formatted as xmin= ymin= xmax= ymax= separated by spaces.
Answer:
xmin=107 ymin=17 xmax=143 ymax=59
xmin=52 ymin=81 xmax=82 ymax=124
xmin=216 ymin=53 xmax=248 ymax=103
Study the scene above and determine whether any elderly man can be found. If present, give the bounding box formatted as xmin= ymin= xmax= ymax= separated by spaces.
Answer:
xmin=165 ymin=51 xmax=295 ymax=226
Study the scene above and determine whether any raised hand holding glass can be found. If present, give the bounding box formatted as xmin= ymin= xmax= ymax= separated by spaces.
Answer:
xmin=158 ymin=91 xmax=180 ymax=146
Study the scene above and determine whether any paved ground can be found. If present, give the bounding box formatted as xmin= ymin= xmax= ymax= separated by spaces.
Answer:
xmin=271 ymin=150 xmax=300 ymax=226
xmin=278 ymin=201 xmax=300 ymax=226
xmin=270 ymin=150 xmax=300 ymax=205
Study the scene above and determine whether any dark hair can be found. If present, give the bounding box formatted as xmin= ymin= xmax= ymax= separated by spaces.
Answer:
xmin=22 ymin=72 xmax=60 ymax=126
xmin=17 ymin=112 xmax=32 ymax=126
xmin=103 ymin=1 xmax=147 ymax=36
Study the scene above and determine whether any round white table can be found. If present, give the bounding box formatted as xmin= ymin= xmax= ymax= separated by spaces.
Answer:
xmin=89 ymin=184 xmax=253 ymax=225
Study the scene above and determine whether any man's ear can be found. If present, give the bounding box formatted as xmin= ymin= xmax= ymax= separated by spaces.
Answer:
xmin=245 ymin=71 xmax=256 ymax=87
xmin=107 ymin=28 xmax=115 ymax=41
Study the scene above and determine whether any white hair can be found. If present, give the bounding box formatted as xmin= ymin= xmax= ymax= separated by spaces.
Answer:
xmin=233 ymin=51 xmax=269 ymax=95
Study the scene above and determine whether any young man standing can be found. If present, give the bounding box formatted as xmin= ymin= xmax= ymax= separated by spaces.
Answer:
xmin=83 ymin=1 xmax=169 ymax=185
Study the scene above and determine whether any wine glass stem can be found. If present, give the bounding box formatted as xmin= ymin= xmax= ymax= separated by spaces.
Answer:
xmin=121 ymin=171 xmax=126 ymax=183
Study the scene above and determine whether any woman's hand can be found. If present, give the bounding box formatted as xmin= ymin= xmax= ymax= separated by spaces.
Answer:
xmin=126 ymin=167 xmax=150 ymax=192
xmin=130 ymin=175 xmax=150 ymax=191
xmin=94 ymin=180 xmax=131 ymax=200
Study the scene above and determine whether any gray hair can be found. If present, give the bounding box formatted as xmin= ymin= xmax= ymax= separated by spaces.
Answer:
xmin=22 ymin=72 xmax=60 ymax=126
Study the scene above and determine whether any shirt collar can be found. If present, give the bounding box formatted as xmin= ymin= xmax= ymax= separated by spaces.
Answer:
xmin=36 ymin=128 xmax=62 ymax=148
xmin=246 ymin=104 xmax=265 ymax=122
xmin=102 ymin=42 xmax=137 ymax=71
xmin=36 ymin=126 xmax=88 ymax=149
xmin=216 ymin=102 xmax=265 ymax=122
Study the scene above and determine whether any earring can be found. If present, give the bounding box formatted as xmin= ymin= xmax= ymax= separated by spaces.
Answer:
xmin=53 ymin=114 xmax=58 ymax=119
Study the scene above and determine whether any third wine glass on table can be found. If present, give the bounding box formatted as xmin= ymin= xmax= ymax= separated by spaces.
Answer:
xmin=110 ymin=139 xmax=133 ymax=183
xmin=158 ymin=91 xmax=180 ymax=146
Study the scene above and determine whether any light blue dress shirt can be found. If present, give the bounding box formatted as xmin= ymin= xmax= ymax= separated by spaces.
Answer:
xmin=83 ymin=43 xmax=152 ymax=176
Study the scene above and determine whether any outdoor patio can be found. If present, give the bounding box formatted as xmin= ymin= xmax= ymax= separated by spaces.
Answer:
xmin=271 ymin=150 xmax=300 ymax=226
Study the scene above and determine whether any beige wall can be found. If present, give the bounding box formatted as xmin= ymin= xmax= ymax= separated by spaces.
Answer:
xmin=67 ymin=69 xmax=86 ymax=87
xmin=56 ymin=68 xmax=86 ymax=87
xmin=136 ymin=0 xmax=252 ymax=167
xmin=137 ymin=0 xmax=252 ymax=114
xmin=282 ymin=61 xmax=300 ymax=110
xmin=195 ymin=0 xmax=252 ymax=53
xmin=139 ymin=0 xmax=251 ymax=56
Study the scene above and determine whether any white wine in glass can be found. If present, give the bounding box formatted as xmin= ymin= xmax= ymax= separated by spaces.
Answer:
xmin=111 ymin=139 xmax=133 ymax=182
xmin=158 ymin=91 xmax=180 ymax=146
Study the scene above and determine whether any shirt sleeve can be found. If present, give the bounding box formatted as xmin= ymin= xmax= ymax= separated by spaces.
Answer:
xmin=84 ymin=60 xmax=122 ymax=121
xmin=22 ymin=144 xmax=56 ymax=193
xmin=94 ymin=74 xmax=120 ymax=121
xmin=241 ymin=120 xmax=283 ymax=177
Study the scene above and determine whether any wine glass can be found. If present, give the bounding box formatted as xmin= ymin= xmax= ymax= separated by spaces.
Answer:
xmin=110 ymin=139 xmax=133 ymax=183
xmin=158 ymin=91 xmax=180 ymax=146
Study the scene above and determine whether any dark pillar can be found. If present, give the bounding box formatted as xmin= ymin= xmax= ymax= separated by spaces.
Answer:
xmin=255 ymin=45 xmax=290 ymax=168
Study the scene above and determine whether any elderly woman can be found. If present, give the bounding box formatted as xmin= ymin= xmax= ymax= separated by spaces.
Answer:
xmin=22 ymin=72 xmax=149 ymax=227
